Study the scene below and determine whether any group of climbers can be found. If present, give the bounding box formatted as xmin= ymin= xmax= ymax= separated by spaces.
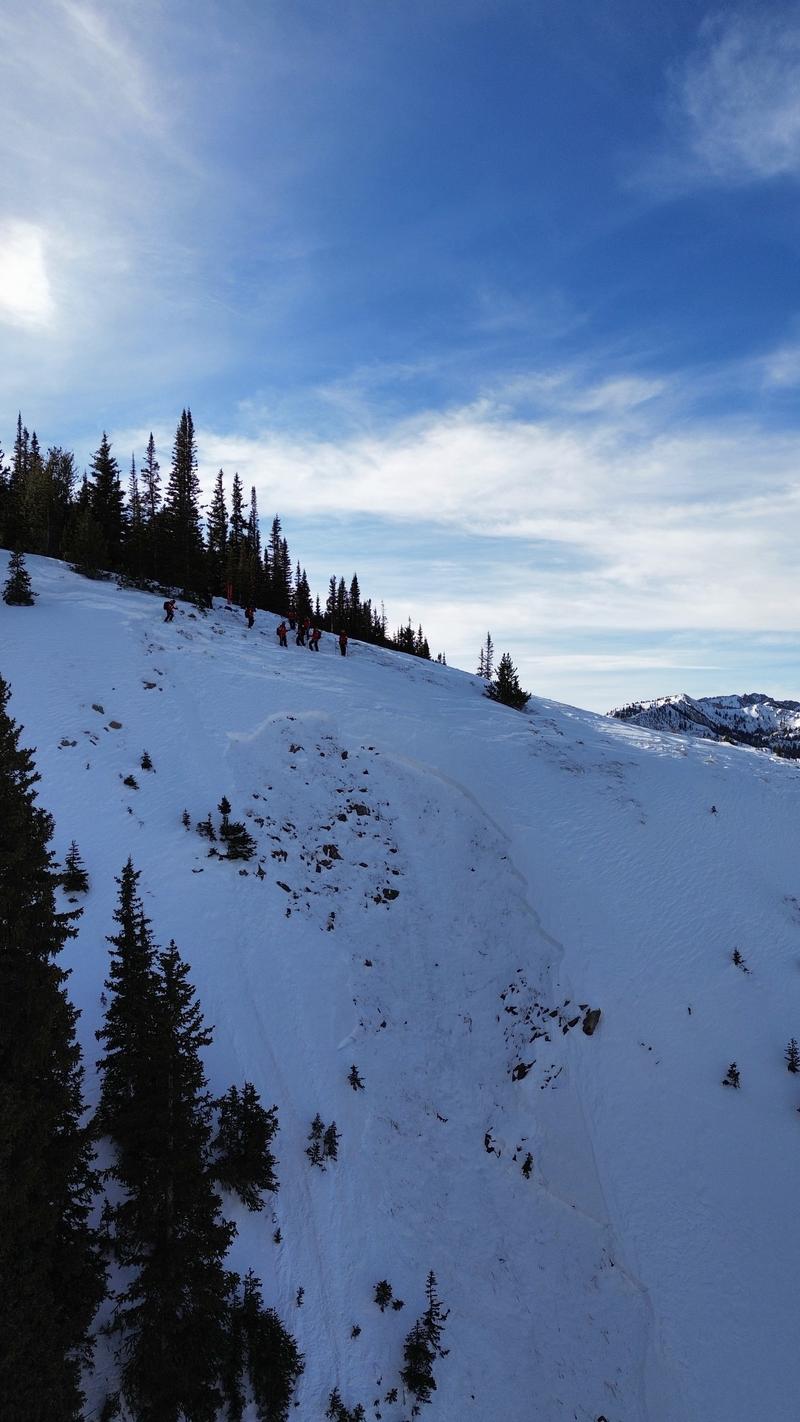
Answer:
xmin=274 ymin=617 xmax=346 ymax=655
xmin=162 ymin=595 xmax=351 ymax=657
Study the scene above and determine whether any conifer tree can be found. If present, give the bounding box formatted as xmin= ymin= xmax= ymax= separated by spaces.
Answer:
xmin=3 ymin=548 xmax=35 ymax=605
xmin=89 ymin=432 xmax=126 ymax=567
xmin=224 ymin=1270 xmax=303 ymax=1422
xmin=0 ymin=677 xmax=105 ymax=1420
xmin=306 ymin=1113 xmax=325 ymax=1166
xmin=400 ymin=1272 xmax=449 ymax=1409
xmin=213 ymin=1083 xmax=279 ymax=1209
xmin=323 ymin=1121 xmax=340 ymax=1162
xmin=140 ymin=434 xmax=161 ymax=578
xmin=98 ymin=886 xmax=237 ymax=1421
xmin=207 ymin=469 xmax=228 ymax=591
xmin=62 ymin=840 xmax=90 ymax=893
xmin=485 ymin=652 xmax=530 ymax=710
xmin=786 ymin=1039 xmax=800 ymax=1074
xmin=163 ymin=408 xmax=204 ymax=593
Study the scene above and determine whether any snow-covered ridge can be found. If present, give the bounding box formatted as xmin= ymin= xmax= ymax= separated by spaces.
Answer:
xmin=610 ymin=690 xmax=800 ymax=754
xmin=5 ymin=552 xmax=800 ymax=1422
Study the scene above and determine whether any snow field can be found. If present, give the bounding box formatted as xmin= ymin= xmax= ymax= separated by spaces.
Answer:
xmin=4 ymin=551 xmax=800 ymax=1422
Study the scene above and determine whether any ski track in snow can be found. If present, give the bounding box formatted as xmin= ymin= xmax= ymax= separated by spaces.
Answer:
xmin=4 ymin=552 xmax=800 ymax=1422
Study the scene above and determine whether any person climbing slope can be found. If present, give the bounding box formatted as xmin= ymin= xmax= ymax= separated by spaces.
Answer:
xmin=276 ymin=621 xmax=288 ymax=647
xmin=163 ymin=599 xmax=177 ymax=623
xmin=338 ymin=630 xmax=348 ymax=657
xmin=245 ymin=605 xmax=255 ymax=629
xmin=308 ymin=627 xmax=322 ymax=651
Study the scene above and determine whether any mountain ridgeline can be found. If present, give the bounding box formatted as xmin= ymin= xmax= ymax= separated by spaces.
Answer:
xmin=610 ymin=691 xmax=800 ymax=757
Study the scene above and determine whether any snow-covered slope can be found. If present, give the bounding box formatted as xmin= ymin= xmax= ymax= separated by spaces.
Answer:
xmin=611 ymin=690 xmax=800 ymax=755
xmin=5 ymin=552 xmax=800 ymax=1422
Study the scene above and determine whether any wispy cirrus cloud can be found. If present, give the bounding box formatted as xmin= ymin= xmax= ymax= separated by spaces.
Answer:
xmin=647 ymin=10 xmax=800 ymax=190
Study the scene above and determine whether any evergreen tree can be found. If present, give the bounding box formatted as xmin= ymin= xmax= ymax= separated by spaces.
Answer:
xmin=483 ymin=632 xmax=494 ymax=678
xmin=323 ymin=1121 xmax=340 ymax=1162
xmin=140 ymin=434 xmax=161 ymax=579
xmin=306 ymin=1113 xmax=325 ymax=1167
xmin=326 ymin=1388 xmax=366 ymax=1421
xmin=42 ymin=447 xmax=77 ymax=557
xmin=89 ymin=432 xmax=126 ymax=567
xmin=163 ymin=409 xmax=204 ymax=593
xmin=0 ymin=677 xmax=105 ymax=1421
xmin=374 ymin=1280 xmax=393 ymax=1311
xmin=3 ymin=548 xmax=35 ymax=605
xmin=206 ymin=470 xmax=228 ymax=592
xmin=98 ymin=889 xmax=237 ymax=1422
xmin=485 ymin=652 xmax=530 ymax=710
xmin=786 ymin=1039 xmax=800 ymax=1074
xmin=66 ymin=507 xmax=108 ymax=579
xmin=62 ymin=841 xmax=89 ymax=893
xmin=213 ymin=1083 xmax=279 ymax=1209
xmin=224 ymin=1270 xmax=303 ymax=1422
xmin=400 ymin=1272 xmax=448 ymax=1409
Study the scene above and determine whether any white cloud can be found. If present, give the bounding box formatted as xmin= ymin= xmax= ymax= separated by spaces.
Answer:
xmin=666 ymin=12 xmax=800 ymax=186
xmin=0 ymin=221 xmax=53 ymax=328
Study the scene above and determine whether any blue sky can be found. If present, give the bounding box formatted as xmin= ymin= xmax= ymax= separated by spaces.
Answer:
xmin=3 ymin=0 xmax=800 ymax=709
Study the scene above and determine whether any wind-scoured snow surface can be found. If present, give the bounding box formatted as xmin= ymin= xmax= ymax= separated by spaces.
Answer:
xmin=4 ymin=553 xmax=800 ymax=1422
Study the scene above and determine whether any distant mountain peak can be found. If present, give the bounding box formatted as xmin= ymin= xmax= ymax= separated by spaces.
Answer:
xmin=610 ymin=691 xmax=800 ymax=755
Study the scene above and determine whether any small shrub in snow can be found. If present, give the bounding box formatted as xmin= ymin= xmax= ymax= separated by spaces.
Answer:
xmin=350 ymin=1323 xmax=361 ymax=1338
xmin=786 ymin=1039 xmax=800 ymax=1074
xmin=722 ymin=1062 xmax=741 ymax=1088
xmin=295 ymin=1286 xmax=304 ymax=1307
xmin=140 ymin=750 xmax=153 ymax=771
xmin=196 ymin=812 xmax=216 ymax=840
xmin=374 ymin=1280 xmax=393 ymax=1311
xmin=731 ymin=949 xmax=750 ymax=973
xmin=122 ymin=774 xmax=138 ymax=789
xmin=521 ymin=1152 xmax=534 ymax=1179
xmin=348 ymin=1064 xmax=365 ymax=1091
xmin=181 ymin=809 xmax=191 ymax=829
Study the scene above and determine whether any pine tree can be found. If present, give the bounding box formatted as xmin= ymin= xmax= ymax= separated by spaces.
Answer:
xmin=400 ymin=1272 xmax=449 ymax=1409
xmin=98 ymin=887 xmax=238 ymax=1422
xmin=66 ymin=506 xmax=108 ymax=579
xmin=89 ymin=432 xmax=126 ymax=567
xmin=62 ymin=840 xmax=89 ymax=893
xmin=786 ymin=1039 xmax=800 ymax=1074
xmin=140 ymin=434 xmax=161 ymax=579
xmin=3 ymin=548 xmax=35 ymax=605
xmin=483 ymin=632 xmax=494 ymax=678
xmin=306 ymin=1113 xmax=325 ymax=1167
xmin=207 ymin=470 xmax=228 ymax=592
xmin=485 ymin=652 xmax=530 ymax=710
xmin=323 ymin=1121 xmax=340 ymax=1161
xmin=722 ymin=1062 xmax=741 ymax=1088
xmin=0 ymin=676 xmax=105 ymax=1420
xmin=213 ymin=1083 xmax=279 ymax=1209
xmin=348 ymin=1064 xmax=364 ymax=1091
xmin=224 ymin=1270 xmax=303 ymax=1422
xmin=374 ymin=1280 xmax=393 ymax=1311
xmin=221 ymin=820 xmax=257 ymax=860
xmin=326 ymin=1388 xmax=366 ymax=1421
xmin=163 ymin=408 xmax=204 ymax=594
